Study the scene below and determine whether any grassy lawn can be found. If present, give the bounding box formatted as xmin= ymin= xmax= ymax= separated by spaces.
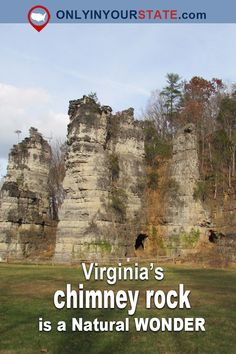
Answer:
xmin=0 ymin=263 xmax=235 ymax=354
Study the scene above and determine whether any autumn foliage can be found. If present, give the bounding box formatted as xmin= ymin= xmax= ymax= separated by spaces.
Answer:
xmin=144 ymin=74 xmax=236 ymax=200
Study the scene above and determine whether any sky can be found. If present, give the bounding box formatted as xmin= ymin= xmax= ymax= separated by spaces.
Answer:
xmin=1 ymin=23 xmax=236 ymax=176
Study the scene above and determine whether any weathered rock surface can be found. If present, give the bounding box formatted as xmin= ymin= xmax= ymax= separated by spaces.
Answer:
xmin=0 ymin=128 xmax=56 ymax=261
xmin=1 ymin=98 xmax=234 ymax=264
xmin=143 ymin=124 xmax=211 ymax=258
xmin=164 ymin=124 xmax=210 ymax=234
xmin=54 ymin=96 xmax=145 ymax=262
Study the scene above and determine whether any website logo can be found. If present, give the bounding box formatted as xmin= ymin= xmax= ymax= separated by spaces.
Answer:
xmin=28 ymin=5 xmax=51 ymax=32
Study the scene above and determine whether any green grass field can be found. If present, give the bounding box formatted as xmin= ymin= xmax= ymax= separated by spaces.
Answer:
xmin=0 ymin=264 xmax=235 ymax=354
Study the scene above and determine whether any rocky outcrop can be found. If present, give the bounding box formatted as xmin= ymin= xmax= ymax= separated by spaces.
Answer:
xmin=143 ymin=124 xmax=211 ymax=258
xmin=164 ymin=124 xmax=210 ymax=235
xmin=54 ymin=96 xmax=145 ymax=262
xmin=0 ymin=128 xmax=56 ymax=261
xmin=2 ymin=98 xmax=233 ymax=263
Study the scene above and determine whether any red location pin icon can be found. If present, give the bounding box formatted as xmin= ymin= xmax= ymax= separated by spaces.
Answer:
xmin=28 ymin=5 xmax=51 ymax=32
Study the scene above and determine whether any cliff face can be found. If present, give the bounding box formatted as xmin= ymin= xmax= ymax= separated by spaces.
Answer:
xmin=0 ymin=128 xmax=55 ymax=261
xmin=164 ymin=124 xmax=210 ymax=234
xmin=143 ymin=124 xmax=211 ymax=258
xmin=0 ymin=97 xmax=234 ymax=264
xmin=54 ymin=96 xmax=145 ymax=262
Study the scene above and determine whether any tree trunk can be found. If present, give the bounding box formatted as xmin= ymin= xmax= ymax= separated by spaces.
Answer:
xmin=229 ymin=165 xmax=232 ymax=188
xmin=208 ymin=141 xmax=213 ymax=171
xmin=214 ymin=176 xmax=218 ymax=199
xmin=232 ymin=144 xmax=235 ymax=176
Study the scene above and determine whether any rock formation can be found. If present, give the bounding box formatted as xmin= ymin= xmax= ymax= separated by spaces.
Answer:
xmin=147 ymin=123 xmax=211 ymax=257
xmin=1 ymin=97 xmax=234 ymax=264
xmin=164 ymin=123 xmax=210 ymax=235
xmin=54 ymin=96 xmax=145 ymax=262
xmin=0 ymin=128 xmax=55 ymax=261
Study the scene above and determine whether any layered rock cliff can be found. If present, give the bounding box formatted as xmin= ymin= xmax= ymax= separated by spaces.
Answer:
xmin=0 ymin=128 xmax=56 ymax=261
xmin=144 ymin=124 xmax=211 ymax=257
xmin=0 ymin=96 xmax=234 ymax=264
xmin=54 ymin=96 xmax=145 ymax=262
xmin=164 ymin=124 xmax=210 ymax=234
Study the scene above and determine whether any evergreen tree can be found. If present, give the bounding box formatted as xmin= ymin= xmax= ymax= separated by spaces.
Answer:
xmin=160 ymin=73 xmax=182 ymax=123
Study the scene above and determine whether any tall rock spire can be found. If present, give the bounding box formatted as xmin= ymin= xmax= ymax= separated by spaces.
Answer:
xmin=0 ymin=128 xmax=55 ymax=261
xmin=54 ymin=96 xmax=145 ymax=262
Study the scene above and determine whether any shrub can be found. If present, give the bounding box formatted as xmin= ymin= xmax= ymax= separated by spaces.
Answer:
xmin=180 ymin=228 xmax=200 ymax=248
xmin=162 ymin=177 xmax=180 ymax=197
xmin=110 ymin=187 xmax=128 ymax=221
xmin=152 ymin=226 xmax=165 ymax=250
xmin=98 ymin=240 xmax=112 ymax=253
xmin=147 ymin=170 xmax=159 ymax=190
xmin=144 ymin=122 xmax=172 ymax=166
xmin=193 ymin=180 xmax=208 ymax=202
xmin=135 ymin=176 xmax=146 ymax=195
xmin=108 ymin=153 xmax=120 ymax=181
xmin=90 ymin=240 xmax=112 ymax=253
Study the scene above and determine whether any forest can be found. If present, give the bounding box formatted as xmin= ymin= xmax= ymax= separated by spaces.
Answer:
xmin=143 ymin=73 xmax=236 ymax=201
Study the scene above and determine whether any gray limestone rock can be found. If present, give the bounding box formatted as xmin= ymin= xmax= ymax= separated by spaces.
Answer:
xmin=0 ymin=128 xmax=55 ymax=261
xmin=54 ymin=96 xmax=145 ymax=262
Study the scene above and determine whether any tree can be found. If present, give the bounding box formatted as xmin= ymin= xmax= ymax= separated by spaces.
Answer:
xmin=218 ymin=95 xmax=236 ymax=138
xmin=180 ymin=76 xmax=224 ymax=175
xmin=88 ymin=92 xmax=99 ymax=104
xmin=142 ymin=74 xmax=236 ymax=200
xmin=211 ymin=129 xmax=232 ymax=196
xmin=48 ymin=139 xmax=66 ymax=219
xmin=143 ymin=90 xmax=169 ymax=138
xmin=160 ymin=73 xmax=182 ymax=130
xmin=217 ymin=95 xmax=236 ymax=182
xmin=0 ymin=176 xmax=4 ymax=190
xmin=181 ymin=77 xmax=216 ymax=125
